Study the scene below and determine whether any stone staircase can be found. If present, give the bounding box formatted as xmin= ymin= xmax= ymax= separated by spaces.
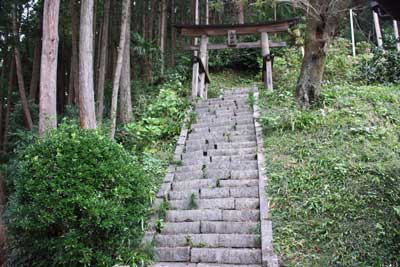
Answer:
xmin=144 ymin=88 xmax=278 ymax=267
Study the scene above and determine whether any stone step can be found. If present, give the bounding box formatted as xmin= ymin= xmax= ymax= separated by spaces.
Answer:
xmin=192 ymin=123 xmax=254 ymax=132
xmin=168 ymin=197 xmax=259 ymax=210
xmin=169 ymin=198 xmax=235 ymax=210
xmin=154 ymin=247 xmax=190 ymax=262
xmin=152 ymin=262 xmax=261 ymax=267
xmin=222 ymin=210 xmax=260 ymax=222
xmin=154 ymin=234 xmax=259 ymax=248
xmin=207 ymin=147 xmax=257 ymax=157
xmin=235 ymin=198 xmax=260 ymax=209
xmin=203 ymin=169 xmax=230 ymax=179
xmin=201 ymin=221 xmax=258 ymax=234
xmin=196 ymin=109 xmax=253 ymax=115
xmin=152 ymin=263 xmax=196 ymax=267
xmin=188 ymin=131 xmax=255 ymax=141
xmin=162 ymin=222 xmax=201 ymax=234
xmin=191 ymin=248 xmax=262 ymax=264
xmin=168 ymin=190 xmax=200 ymax=200
xmin=175 ymin=164 xmax=204 ymax=173
xmin=207 ymin=160 xmax=258 ymax=170
xmin=210 ymin=155 xmax=257 ymax=163
xmin=181 ymin=157 xmax=257 ymax=167
xmin=219 ymin=179 xmax=259 ymax=188
xmin=197 ymin=264 xmax=261 ymax=267
xmin=195 ymin=117 xmax=254 ymax=125
xmin=172 ymin=179 xmax=217 ymax=191
xmin=166 ymin=210 xmax=222 ymax=222
xmin=231 ymin=170 xmax=259 ymax=180
xmin=185 ymin=140 xmax=257 ymax=153
xmin=200 ymin=188 xmax=230 ymax=199
xmin=174 ymin=170 xmax=204 ymax=181
xmin=229 ymin=186 xmax=259 ymax=198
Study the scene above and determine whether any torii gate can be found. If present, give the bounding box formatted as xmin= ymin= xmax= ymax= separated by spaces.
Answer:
xmin=175 ymin=18 xmax=299 ymax=99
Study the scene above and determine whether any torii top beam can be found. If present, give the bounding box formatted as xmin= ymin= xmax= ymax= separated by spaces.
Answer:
xmin=175 ymin=18 xmax=300 ymax=37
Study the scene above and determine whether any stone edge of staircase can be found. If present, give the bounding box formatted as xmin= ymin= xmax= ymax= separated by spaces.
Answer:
xmin=141 ymin=107 xmax=192 ymax=247
xmin=253 ymin=88 xmax=279 ymax=267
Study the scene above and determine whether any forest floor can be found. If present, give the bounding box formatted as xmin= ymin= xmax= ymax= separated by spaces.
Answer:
xmin=210 ymin=70 xmax=400 ymax=266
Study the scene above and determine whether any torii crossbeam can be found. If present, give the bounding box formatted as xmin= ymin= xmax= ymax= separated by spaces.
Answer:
xmin=176 ymin=18 xmax=299 ymax=99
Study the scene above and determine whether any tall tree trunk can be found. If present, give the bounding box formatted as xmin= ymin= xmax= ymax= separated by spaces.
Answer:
xmin=110 ymin=0 xmax=131 ymax=139
xmin=0 ymin=56 xmax=7 ymax=148
xmin=160 ymin=0 xmax=167 ymax=76
xmin=12 ymin=6 xmax=34 ymax=131
xmin=70 ymin=0 xmax=80 ymax=107
xmin=96 ymin=0 xmax=111 ymax=121
xmin=79 ymin=0 xmax=97 ymax=129
xmin=170 ymin=0 xmax=176 ymax=66
xmin=29 ymin=40 xmax=41 ymax=102
xmin=67 ymin=55 xmax=75 ymax=105
xmin=296 ymin=14 xmax=336 ymax=108
xmin=3 ymin=59 xmax=15 ymax=152
xmin=236 ymin=0 xmax=245 ymax=24
xmin=149 ymin=0 xmax=156 ymax=42
xmin=39 ymin=0 xmax=60 ymax=135
xmin=119 ymin=4 xmax=133 ymax=124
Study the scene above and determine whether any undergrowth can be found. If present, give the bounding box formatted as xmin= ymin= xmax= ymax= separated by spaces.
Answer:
xmin=260 ymin=85 xmax=400 ymax=266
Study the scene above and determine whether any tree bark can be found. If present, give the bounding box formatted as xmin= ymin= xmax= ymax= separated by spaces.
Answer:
xmin=160 ymin=0 xmax=167 ymax=76
xmin=0 ymin=57 xmax=7 ymax=148
xmin=170 ymin=0 xmax=176 ymax=66
xmin=12 ymin=6 xmax=34 ymax=131
xmin=39 ymin=0 xmax=61 ymax=136
xmin=110 ymin=0 xmax=131 ymax=139
xmin=236 ymin=0 xmax=245 ymax=24
xmin=96 ymin=0 xmax=111 ymax=121
xmin=3 ymin=59 xmax=15 ymax=152
xmin=79 ymin=0 xmax=97 ymax=129
xmin=29 ymin=40 xmax=41 ymax=102
xmin=70 ymin=0 xmax=80 ymax=107
xmin=296 ymin=13 xmax=337 ymax=108
xmin=119 ymin=4 xmax=133 ymax=125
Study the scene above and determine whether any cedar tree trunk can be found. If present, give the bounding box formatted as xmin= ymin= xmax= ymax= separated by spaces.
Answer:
xmin=110 ymin=0 xmax=131 ymax=138
xmin=39 ymin=0 xmax=61 ymax=135
xmin=96 ymin=0 xmax=111 ymax=121
xmin=119 ymin=3 xmax=133 ymax=124
xmin=79 ymin=0 xmax=97 ymax=129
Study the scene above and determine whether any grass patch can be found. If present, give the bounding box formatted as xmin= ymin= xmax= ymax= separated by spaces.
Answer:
xmin=260 ymin=85 xmax=400 ymax=266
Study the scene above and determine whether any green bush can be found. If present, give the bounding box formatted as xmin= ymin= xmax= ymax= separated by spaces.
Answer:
xmin=357 ymin=48 xmax=400 ymax=85
xmin=5 ymin=123 xmax=154 ymax=267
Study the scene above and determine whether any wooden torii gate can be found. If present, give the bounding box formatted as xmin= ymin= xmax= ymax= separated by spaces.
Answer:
xmin=176 ymin=18 xmax=299 ymax=99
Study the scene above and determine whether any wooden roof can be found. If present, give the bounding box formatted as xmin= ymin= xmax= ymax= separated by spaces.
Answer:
xmin=175 ymin=18 xmax=300 ymax=37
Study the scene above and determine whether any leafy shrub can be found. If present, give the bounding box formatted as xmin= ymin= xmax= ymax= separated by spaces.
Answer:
xmin=119 ymin=88 xmax=188 ymax=152
xmin=357 ymin=48 xmax=400 ymax=85
xmin=5 ymin=123 xmax=153 ymax=267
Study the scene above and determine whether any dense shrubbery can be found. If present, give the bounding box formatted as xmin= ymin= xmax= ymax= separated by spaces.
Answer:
xmin=5 ymin=124 xmax=154 ymax=267
xmin=357 ymin=48 xmax=400 ymax=85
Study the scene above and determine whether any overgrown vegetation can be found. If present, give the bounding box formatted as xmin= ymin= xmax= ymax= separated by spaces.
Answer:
xmin=261 ymin=84 xmax=399 ymax=266
xmin=256 ymin=41 xmax=400 ymax=266
xmin=4 ymin=71 xmax=190 ymax=266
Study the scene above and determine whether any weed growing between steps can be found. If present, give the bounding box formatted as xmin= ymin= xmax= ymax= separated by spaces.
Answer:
xmin=259 ymin=85 xmax=400 ymax=266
